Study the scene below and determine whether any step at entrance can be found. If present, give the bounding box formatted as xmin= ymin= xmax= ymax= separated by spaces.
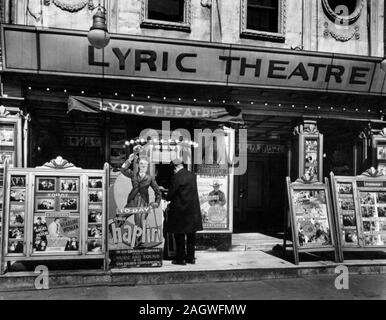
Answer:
xmin=231 ymin=233 xmax=282 ymax=252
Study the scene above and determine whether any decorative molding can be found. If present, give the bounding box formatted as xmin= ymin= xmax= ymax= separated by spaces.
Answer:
xmin=200 ymin=0 xmax=212 ymax=8
xmin=140 ymin=0 xmax=191 ymax=32
xmin=293 ymin=120 xmax=319 ymax=136
xmin=39 ymin=156 xmax=80 ymax=169
xmin=324 ymin=22 xmax=360 ymax=42
xmin=0 ymin=105 xmax=10 ymax=117
xmin=321 ymin=0 xmax=365 ymax=25
xmin=360 ymin=167 xmax=384 ymax=178
xmin=240 ymin=0 xmax=286 ymax=42
xmin=294 ymin=174 xmax=320 ymax=185
xmin=44 ymin=0 xmax=95 ymax=12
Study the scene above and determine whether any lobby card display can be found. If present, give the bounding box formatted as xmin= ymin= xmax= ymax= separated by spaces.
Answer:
xmin=286 ymin=177 xmax=339 ymax=264
xmin=33 ymin=176 xmax=81 ymax=253
xmin=372 ymin=136 xmax=386 ymax=175
xmin=196 ymin=164 xmax=230 ymax=232
xmin=293 ymin=129 xmax=323 ymax=183
xmin=87 ymin=176 xmax=104 ymax=254
xmin=333 ymin=179 xmax=360 ymax=248
xmin=331 ymin=173 xmax=386 ymax=256
xmin=7 ymin=174 xmax=26 ymax=255
xmin=107 ymin=169 xmax=163 ymax=268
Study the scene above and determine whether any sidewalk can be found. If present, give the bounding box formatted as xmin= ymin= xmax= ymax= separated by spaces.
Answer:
xmin=2 ymin=249 xmax=386 ymax=292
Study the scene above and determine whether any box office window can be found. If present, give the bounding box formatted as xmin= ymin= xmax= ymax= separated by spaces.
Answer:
xmin=241 ymin=0 xmax=286 ymax=42
xmin=141 ymin=0 xmax=191 ymax=32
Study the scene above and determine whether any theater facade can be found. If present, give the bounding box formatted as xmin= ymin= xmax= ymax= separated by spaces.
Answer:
xmin=0 ymin=0 xmax=385 ymax=270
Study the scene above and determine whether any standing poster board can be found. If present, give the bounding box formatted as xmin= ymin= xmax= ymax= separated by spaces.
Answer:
xmin=331 ymin=169 xmax=386 ymax=261
xmin=107 ymin=168 xmax=163 ymax=268
xmin=1 ymin=157 xmax=107 ymax=273
xmin=286 ymin=176 xmax=340 ymax=264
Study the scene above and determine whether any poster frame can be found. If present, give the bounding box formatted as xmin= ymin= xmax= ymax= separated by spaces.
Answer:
xmin=286 ymin=176 xmax=340 ymax=265
xmin=331 ymin=171 xmax=386 ymax=260
xmin=1 ymin=158 xmax=107 ymax=271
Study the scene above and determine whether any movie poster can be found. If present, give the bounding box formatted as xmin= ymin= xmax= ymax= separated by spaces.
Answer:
xmin=32 ymin=177 xmax=80 ymax=253
xmin=108 ymin=172 xmax=163 ymax=268
xmin=292 ymin=189 xmax=332 ymax=248
xmin=196 ymin=165 xmax=229 ymax=231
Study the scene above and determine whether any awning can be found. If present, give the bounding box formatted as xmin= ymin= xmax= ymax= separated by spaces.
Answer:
xmin=68 ymin=96 xmax=243 ymax=123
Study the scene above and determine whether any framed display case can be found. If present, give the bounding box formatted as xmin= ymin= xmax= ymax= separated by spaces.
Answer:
xmin=1 ymin=157 xmax=108 ymax=273
xmin=292 ymin=120 xmax=324 ymax=182
xmin=286 ymin=176 xmax=340 ymax=265
xmin=0 ymin=108 xmax=24 ymax=274
xmin=331 ymin=169 xmax=386 ymax=261
xmin=372 ymin=134 xmax=386 ymax=175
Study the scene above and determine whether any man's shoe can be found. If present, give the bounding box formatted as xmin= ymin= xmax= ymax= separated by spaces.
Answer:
xmin=185 ymin=258 xmax=196 ymax=264
xmin=172 ymin=260 xmax=186 ymax=265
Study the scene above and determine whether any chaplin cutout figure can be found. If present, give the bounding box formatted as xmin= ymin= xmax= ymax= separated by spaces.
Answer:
xmin=120 ymin=152 xmax=162 ymax=247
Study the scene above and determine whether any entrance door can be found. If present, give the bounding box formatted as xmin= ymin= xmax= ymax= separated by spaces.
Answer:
xmin=233 ymin=154 xmax=286 ymax=234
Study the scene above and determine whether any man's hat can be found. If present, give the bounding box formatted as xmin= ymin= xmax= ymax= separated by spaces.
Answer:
xmin=170 ymin=158 xmax=183 ymax=166
xmin=211 ymin=180 xmax=222 ymax=187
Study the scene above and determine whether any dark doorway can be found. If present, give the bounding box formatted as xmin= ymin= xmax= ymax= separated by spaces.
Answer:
xmin=233 ymin=153 xmax=287 ymax=235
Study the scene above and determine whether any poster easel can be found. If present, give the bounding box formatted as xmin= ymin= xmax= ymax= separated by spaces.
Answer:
xmin=285 ymin=176 xmax=340 ymax=265
xmin=331 ymin=168 xmax=386 ymax=261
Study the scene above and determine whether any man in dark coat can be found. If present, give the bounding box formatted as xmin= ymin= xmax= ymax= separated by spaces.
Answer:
xmin=165 ymin=159 xmax=203 ymax=265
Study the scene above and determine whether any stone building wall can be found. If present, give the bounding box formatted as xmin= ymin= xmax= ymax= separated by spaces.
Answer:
xmin=6 ymin=0 xmax=385 ymax=57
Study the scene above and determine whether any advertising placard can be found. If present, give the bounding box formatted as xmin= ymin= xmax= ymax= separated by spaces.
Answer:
xmin=286 ymin=177 xmax=339 ymax=264
xmin=108 ymin=171 xmax=163 ymax=268
xmin=196 ymin=164 xmax=230 ymax=232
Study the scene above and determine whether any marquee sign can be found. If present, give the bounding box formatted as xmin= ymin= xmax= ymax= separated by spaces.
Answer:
xmin=2 ymin=25 xmax=386 ymax=96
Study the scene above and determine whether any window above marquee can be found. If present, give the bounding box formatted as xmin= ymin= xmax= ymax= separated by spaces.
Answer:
xmin=241 ymin=0 xmax=286 ymax=42
xmin=141 ymin=0 xmax=191 ymax=32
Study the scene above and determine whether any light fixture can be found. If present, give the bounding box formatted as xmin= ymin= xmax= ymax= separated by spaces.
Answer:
xmin=88 ymin=5 xmax=110 ymax=49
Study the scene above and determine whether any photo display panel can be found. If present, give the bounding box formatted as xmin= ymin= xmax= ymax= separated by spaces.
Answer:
xmin=0 ymin=123 xmax=16 ymax=168
xmin=335 ymin=180 xmax=360 ymax=247
xmin=304 ymin=137 xmax=319 ymax=177
xmin=33 ymin=176 xmax=81 ymax=253
xmin=331 ymin=173 xmax=386 ymax=252
xmin=7 ymin=175 xmax=26 ymax=254
xmin=87 ymin=176 xmax=104 ymax=254
xmin=356 ymin=180 xmax=386 ymax=247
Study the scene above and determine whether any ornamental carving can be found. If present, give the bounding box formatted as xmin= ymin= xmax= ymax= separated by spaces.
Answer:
xmin=45 ymin=0 xmax=96 ymax=12
xmin=28 ymin=0 xmax=96 ymax=20
xmin=39 ymin=156 xmax=80 ymax=169
xmin=293 ymin=121 xmax=319 ymax=136
xmin=294 ymin=174 xmax=320 ymax=185
xmin=0 ymin=105 xmax=10 ymax=117
xmin=324 ymin=22 xmax=360 ymax=42
xmin=360 ymin=167 xmax=384 ymax=178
